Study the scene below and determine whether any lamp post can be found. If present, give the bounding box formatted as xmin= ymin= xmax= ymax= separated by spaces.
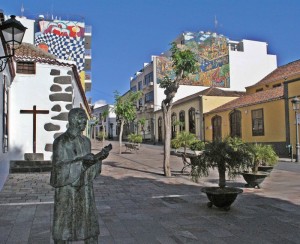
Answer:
xmin=0 ymin=15 xmax=27 ymax=72
xmin=291 ymin=96 xmax=300 ymax=162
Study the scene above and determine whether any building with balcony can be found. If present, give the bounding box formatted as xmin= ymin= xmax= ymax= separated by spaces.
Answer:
xmin=129 ymin=31 xmax=277 ymax=143
xmin=91 ymin=104 xmax=117 ymax=140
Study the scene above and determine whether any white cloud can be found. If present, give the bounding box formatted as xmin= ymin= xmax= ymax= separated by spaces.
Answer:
xmin=93 ymin=99 xmax=107 ymax=108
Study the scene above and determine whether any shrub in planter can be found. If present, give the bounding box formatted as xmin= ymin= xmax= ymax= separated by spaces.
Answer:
xmin=96 ymin=131 xmax=107 ymax=141
xmin=191 ymin=137 xmax=252 ymax=210
xmin=127 ymin=133 xmax=142 ymax=144
xmin=242 ymin=143 xmax=278 ymax=188
xmin=190 ymin=140 xmax=205 ymax=155
xmin=170 ymin=131 xmax=196 ymax=155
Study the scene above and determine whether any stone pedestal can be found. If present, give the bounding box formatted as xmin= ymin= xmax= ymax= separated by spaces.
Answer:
xmin=24 ymin=153 xmax=44 ymax=161
xmin=10 ymin=160 xmax=52 ymax=173
xmin=10 ymin=152 xmax=51 ymax=173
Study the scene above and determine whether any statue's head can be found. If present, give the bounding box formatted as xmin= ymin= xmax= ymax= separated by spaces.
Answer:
xmin=68 ymin=108 xmax=88 ymax=132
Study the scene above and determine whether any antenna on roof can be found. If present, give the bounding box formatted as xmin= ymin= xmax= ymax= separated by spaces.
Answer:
xmin=51 ymin=1 xmax=54 ymax=20
xmin=214 ymin=15 xmax=218 ymax=32
xmin=21 ymin=3 xmax=24 ymax=17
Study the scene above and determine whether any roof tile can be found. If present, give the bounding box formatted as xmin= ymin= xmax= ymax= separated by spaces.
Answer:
xmin=206 ymin=86 xmax=284 ymax=114
xmin=173 ymin=87 xmax=244 ymax=105
xmin=247 ymin=59 xmax=300 ymax=88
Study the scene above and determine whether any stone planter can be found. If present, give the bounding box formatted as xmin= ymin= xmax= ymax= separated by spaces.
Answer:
xmin=201 ymin=187 xmax=243 ymax=211
xmin=242 ymin=171 xmax=269 ymax=188
xmin=258 ymin=165 xmax=273 ymax=173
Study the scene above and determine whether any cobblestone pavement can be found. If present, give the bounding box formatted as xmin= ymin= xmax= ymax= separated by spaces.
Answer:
xmin=0 ymin=140 xmax=299 ymax=244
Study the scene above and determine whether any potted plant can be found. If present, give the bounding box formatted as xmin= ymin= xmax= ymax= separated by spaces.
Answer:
xmin=171 ymin=131 xmax=197 ymax=155
xmin=191 ymin=137 xmax=252 ymax=211
xmin=257 ymin=144 xmax=278 ymax=172
xmin=241 ymin=143 xmax=278 ymax=188
xmin=96 ymin=131 xmax=107 ymax=141
xmin=127 ymin=133 xmax=142 ymax=145
xmin=190 ymin=140 xmax=205 ymax=155
xmin=171 ymin=132 xmax=198 ymax=172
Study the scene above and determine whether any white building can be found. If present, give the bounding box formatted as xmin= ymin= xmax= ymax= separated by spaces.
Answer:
xmin=91 ymin=104 xmax=117 ymax=140
xmin=16 ymin=14 xmax=92 ymax=93
xmin=130 ymin=31 xmax=277 ymax=141
xmin=9 ymin=43 xmax=90 ymax=160
xmin=0 ymin=11 xmax=21 ymax=182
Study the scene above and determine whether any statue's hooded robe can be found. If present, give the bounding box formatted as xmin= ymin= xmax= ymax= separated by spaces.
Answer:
xmin=50 ymin=130 xmax=100 ymax=241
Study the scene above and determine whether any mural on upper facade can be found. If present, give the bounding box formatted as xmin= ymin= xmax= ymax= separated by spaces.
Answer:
xmin=35 ymin=20 xmax=85 ymax=71
xmin=156 ymin=32 xmax=230 ymax=88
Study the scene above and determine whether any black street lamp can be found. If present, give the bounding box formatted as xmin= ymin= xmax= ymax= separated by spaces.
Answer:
xmin=0 ymin=15 xmax=27 ymax=72
xmin=291 ymin=96 xmax=300 ymax=162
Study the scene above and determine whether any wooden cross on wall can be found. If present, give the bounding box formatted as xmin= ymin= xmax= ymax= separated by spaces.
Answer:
xmin=20 ymin=105 xmax=49 ymax=153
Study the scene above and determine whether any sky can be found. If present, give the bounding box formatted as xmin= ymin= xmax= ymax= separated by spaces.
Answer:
xmin=2 ymin=0 xmax=300 ymax=105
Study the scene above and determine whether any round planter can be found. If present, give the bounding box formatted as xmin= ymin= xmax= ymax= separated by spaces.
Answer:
xmin=242 ymin=171 xmax=269 ymax=188
xmin=201 ymin=187 xmax=243 ymax=211
xmin=258 ymin=165 xmax=273 ymax=173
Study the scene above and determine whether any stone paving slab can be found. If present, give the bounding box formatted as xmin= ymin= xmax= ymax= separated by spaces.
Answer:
xmin=0 ymin=140 xmax=299 ymax=243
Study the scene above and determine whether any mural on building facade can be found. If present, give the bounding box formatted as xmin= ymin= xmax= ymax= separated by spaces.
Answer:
xmin=157 ymin=32 xmax=230 ymax=88
xmin=35 ymin=20 xmax=85 ymax=71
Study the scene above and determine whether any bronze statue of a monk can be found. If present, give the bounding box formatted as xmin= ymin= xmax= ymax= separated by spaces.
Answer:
xmin=50 ymin=108 xmax=111 ymax=244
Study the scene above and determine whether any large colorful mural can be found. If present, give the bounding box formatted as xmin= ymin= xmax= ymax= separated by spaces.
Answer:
xmin=156 ymin=32 xmax=230 ymax=88
xmin=34 ymin=20 xmax=85 ymax=71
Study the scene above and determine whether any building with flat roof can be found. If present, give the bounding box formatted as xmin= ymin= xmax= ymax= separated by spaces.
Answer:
xmin=130 ymin=31 xmax=277 ymax=142
xmin=15 ymin=13 xmax=92 ymax=94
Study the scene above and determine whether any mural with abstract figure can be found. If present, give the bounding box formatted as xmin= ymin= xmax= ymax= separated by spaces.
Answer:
xmin=157 ymin=32 xmax=230 ymax=88
xmin=35 ymin=20 xmax=85 ymax=71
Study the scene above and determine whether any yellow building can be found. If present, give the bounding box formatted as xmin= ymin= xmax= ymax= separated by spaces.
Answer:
xmin=154 ymin=87 xmax=244 ymax=143
xmin=204 ymin=59 xmax=300 ymax=156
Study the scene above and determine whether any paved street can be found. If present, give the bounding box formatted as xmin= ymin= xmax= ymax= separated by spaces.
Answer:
xmin=0 ymin=140 xmax=299 ymax=243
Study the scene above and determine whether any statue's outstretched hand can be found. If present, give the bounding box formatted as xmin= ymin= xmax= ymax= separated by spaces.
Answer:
xmin=94 ymin=144 xmax=112 ymax=161
xmin=82 ymin=153 xmax=96 ymax=167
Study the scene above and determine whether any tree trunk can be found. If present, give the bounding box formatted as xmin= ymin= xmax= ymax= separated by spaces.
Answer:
xmin=162 ymin=102 xmax=172 ymax=177
xmin=103 ymin=125 xmax=106 ymax=147
xmin=119 ymin=120 xmax=124 ymax=154
xmin=218 ymin=163 xmax=226 ymax=188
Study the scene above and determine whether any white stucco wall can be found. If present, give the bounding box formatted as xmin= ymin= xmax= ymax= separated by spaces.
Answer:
xmin=92 ymin=105 xmax=117 ymax=138
xmin=154 ymin=85 xmax=206 ymax=112
xmin=9 ymin=62 xmax=85 ymax=160
xmin=0 ymin=41 xmax=14 ymax=188
xmin=17 ymin=17 xmax=35 ymax=44
xmin=229 ymin=40 xmax=277 ymax=90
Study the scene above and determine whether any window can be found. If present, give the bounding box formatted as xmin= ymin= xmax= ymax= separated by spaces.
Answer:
xmin=212 ymin=115 xmax=222 ymax=141
xmin=256 ymin=88 xmax=263 ymax=92
xmin=188 ymin=108 xmax=195 ymax=134
xmin=138 ymin=81 xmax=142 ymax=90
xmin=2 ymin=76 xmax=8 ymax=153
xmin=230 ymin=110 xmax=241 ymax=138
xmin=145 ymin=91 xmax=154 ymax=103
xmin=158 ymin=117 xmax=162 ymax=142
xmin=171 ymin=113 xmax=177 ymax=139
xmin=179 ymin=111 xmax=185 ymax=131
xmin=16 ymin=61 xmax=36 ymax=74
xmin=138 ymin=98 xmax=143 ymax=107
xmin=144 ymin=72 xmax=153 ymax=86
xmin=252 ymin=109 xmax=264 ymax=136
xmin=131 ymin=85 xmax=137 ymax=92
xmin=99 ymin=113 xmax=102 ymax=123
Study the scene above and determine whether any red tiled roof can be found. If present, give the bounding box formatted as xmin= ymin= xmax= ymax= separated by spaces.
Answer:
xmin=15 ymin=42 xmax=57 ymax=60
xmin=13 ymin=43 xmax=91 ymax=116
xmin=173 ymin=87 xmax=245 ymax=106
xmin=246 ymin=59 xmax=300 ymax=88
xmin=206 ymin=86 xmax=284 ymax=114
xmin=14 ymin=43 xmax=76 ymax=68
